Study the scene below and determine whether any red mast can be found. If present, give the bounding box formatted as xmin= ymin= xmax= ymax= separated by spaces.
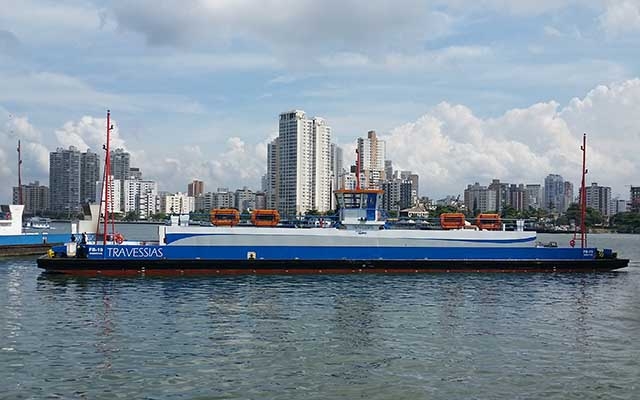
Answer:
xmin=16 ymin=140 xmax=22 ymax=205
xmin=103 ymin=110 xmax=112 ymax=245
xmin=580 ymin=133 xmax=587 ymax=248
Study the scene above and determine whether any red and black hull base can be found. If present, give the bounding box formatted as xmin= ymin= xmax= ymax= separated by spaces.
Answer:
xmin=36 ymin=257 xmax=630 ymax=277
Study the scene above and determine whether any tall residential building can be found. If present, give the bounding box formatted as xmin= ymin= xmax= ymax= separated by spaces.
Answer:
xmin=266 ymin=138 xmax=279 ymax=209
xmin=330 ymin=143 xmax=344 ymax=210
xmin=382 ymin=179 xmax=412 ymax=212
xmin=271 ymin=110 xmax=332 ymax=216
xmin=399 ymin=171 xmax=419 ymax=205
xmin=80 ymin=150 xmax=100 ymax=205
xmin=110 ymin=148 xmax=131 ymax=181
xmin=630 ymin=186 xmax=640 ymax=213
xmin=12 ymin=181 xmax=49 ymax=215
xmin=384 ymin=160 xmax=393 ymax=182
xmin=488 ymin=179 xmax=510 ymax=213
xmin=49 ymin=146 xmax=82 ymax=214
xmin=508 ymin=184 xmax=526 ymax=212
xmin=584 ymin=182 xmax=611 ymax=217
xmin=110 ymin=148 xmax=131 ymax=208
xmin=188 ymin=179 xmax=204 ymax=197
xmin=464 ymin=182 xmax=497 ymax=214
xmin=544 ymin=174 xmax=565 ymax=213
xmin=357 ymin=130 xmax=386 ymax=189
xmin=525 ymin=184 xmax=542 ymax=210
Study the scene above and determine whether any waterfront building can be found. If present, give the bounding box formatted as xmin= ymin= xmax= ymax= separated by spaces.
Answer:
xmin=357 ymin=131 xmax=386 ymax=189
xmin=110 ymin=148 xmax=130 ymax=182
xmin=464 ymin=182 xmax=497 ymax=214
xmin=384 ymin=160 xmax=393 ymax=183
xmin=488 ymin=179 xmax=510 ymax=213
xmin=609 ymin=197 xmax=628 ymax=216
xmin=397 ymin=171 xmax=419 ymax=205
xmin=95 ymin=176 xmax=122 ymax=214
xmin=162 ymin=192 xmax=194 ymax=215
xmin=525 ymin=184 xmax=542 ymax=210
xmin=235 ymin=187 xmax=255 ymax=212
xmin=508 ymin=184 xmax=526 ymax=212
xmin=382 ymin=179 xmax=412 ymax=213
xmin=630 ymin=186 xmax=640 ymax=213
xmin=12 ymin=181 xmax=49 ymax=215
xmin=49 ymin=146 xmax=93 ymax=215
xmin=212 ymin=188 xmax=235 ymax=210
xmin=342 ymin=172 xmax=357 ymax=190
xmin=110 ymin=148 xmax=131 ymax=210
xmin=266 ymin=138 xmax=279 ymax=209
xmin=584 ymin=182 xmax=611 ymax=218
xmin=124 ymin=179 xmax=158 ymax=219
xmin=188 ymin=180 xmax=204 ymax=197
xmin=330 ymin=143 xmax=344 ymax=210
xmin=271 ymin=110 xmax=332 ymax=216
xmin=80 ymin=150 xmax=100 ymax=205
xmin=563 ymin=181 xmax=574 ymax=212
xmin=255 ymin=192 xmax=267 ymax=209
xmin=544 ymin=174 xmax=565 ymax=213
xmin=139 ymin=191 xmax=159 ymax=219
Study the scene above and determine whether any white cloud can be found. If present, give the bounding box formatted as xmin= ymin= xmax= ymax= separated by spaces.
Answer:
xmin=0 ymin=70 xmax=206 ymax=115
xmin=383 ymin=79 xmax=640 ymax=198
xmin=599 ymin=0 xmax=640 ymax=35
xmin=438 ymin=0 xmax=595 ymax=16
xmin=110 ymin=0 xmax=449 ymax=52
xmin=0 ymin=0 xmax=103 ymax=44
xmin=0 ymin=110 xmax=50 ymax=200
xmin=54 ymin=115 xmax=127 ymax=154
xmin=137 ymin=136 xmax=270 ymax=193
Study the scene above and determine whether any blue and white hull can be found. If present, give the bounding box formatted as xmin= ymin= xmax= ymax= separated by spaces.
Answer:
xmin=37 ymin=226 xmax=628 ymax=275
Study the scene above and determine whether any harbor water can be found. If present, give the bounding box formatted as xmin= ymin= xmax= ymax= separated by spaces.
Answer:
xmin=1 ymin=231 xmax=639 ymax=399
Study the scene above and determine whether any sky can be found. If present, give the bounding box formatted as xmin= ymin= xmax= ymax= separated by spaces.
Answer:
xmin=1 ymin=0 xmax=639 ymax=202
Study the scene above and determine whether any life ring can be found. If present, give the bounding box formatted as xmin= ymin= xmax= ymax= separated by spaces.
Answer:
xmin=569 ymin=239 xmax=576 ymax=248
xmin=114 ymin=233 xmax=124 ymax=244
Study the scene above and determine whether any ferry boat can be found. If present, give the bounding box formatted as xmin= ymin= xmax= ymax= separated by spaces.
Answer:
xmin=24 ymin=216 xmax=51 ymax=230
xmin=0 ymin=205 xmax=69 ymax=254
xmin=36 ymin=188 xmax=628 ymax=275
xmin=35 ymin=117 xmax=629 ymax=275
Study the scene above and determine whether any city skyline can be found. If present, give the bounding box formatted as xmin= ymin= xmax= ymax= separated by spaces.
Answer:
xmin=13 ymin=138 xmax=632 ymax=217
xmin=1 ymin=1 xmax=639 ymax=201
xmin=7 ymin=125 xmax=636 ymax=210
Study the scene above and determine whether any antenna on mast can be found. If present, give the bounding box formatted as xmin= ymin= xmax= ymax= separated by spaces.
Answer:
xmin=17 ymin=140 xmax=23 ymax=205
xmin=102 ymin=110 xmax=113 ymax=245
xmin=580 ymin=133 xmax=587 ymax=248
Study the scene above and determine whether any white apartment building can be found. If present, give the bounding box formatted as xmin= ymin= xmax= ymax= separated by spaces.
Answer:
xmin=585 ymin=182 xmax=612 ymax=217
xmin=464 ymin=182 xmax=497 ymax=214
xmin=273 ymin=110 xmax=332 ymax=216
xmin=95 ymin=176 xmax=122 ymax=214
xmin=163 ymin=192 xmax=194 ymax=215
xmin=357 ymin=130 xmax=386 ymax=189
xmin=124 ymin=179 xmax=158 ymax=219
xmin=235 ymin=187 xmax=255 ymax=211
